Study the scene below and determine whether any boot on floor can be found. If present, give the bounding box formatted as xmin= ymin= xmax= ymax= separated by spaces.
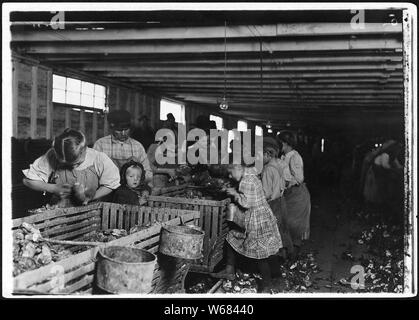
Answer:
xmin=210 ymin=265 xmax=235 ymax=281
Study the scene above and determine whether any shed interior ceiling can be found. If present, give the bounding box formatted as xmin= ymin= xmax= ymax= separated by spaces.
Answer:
xmin=10 ymin=10 xmax=404 ymax=131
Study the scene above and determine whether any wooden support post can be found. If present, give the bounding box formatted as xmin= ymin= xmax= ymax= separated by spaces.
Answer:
xmin=30 ymin=65 xmax=38 ymax=139
xmin=142 ymin=94 xmax=147 ymax=113
xmin=92 ymin=112 xmax=98 ymax=142
xmin=134 ymin=92 xmax=140 ymax=126
xmin=80 ymin=109 xmax=85 ymax=133
xmin=12 ymin=60 xmax=19 ymax=137
xmin=116 ymin=87 xmax=120 ymax=110
xmin=46 ymin=70 xmax=53 ymax=139
xmin=125 ymin=90 xmax=131 ymax=112
xmin=149 ymin=96 xmax=154 ymax=125
xmin=65 ymin=108 xmax=71 ymax=129
xmin=142 ymin=94 xmax=148 ymax=124
xmin=154 ymin=96 xmax=160 ymax=126
xmin=104 ymin=113 xmax=108 ymax=136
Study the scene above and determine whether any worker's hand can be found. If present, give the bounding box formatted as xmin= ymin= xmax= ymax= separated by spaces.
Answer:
xmin=52 ymin=183 xmax=72 ymax=198
xmin=73 ymin=183 xmax=87 ymax=203
xmin=166 ymin=168 xmax=177 ymax=178
xmin=139 ymin=197 xmax=148 ymax=205
xmin=225 ymin=188 xmax=238 ymax=196
xmin=141 ymin=190 xmax=150 ymax=197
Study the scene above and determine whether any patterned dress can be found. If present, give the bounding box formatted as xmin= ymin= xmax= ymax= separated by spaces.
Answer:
xmin=226 ymin=167 xmax=282 ymax=259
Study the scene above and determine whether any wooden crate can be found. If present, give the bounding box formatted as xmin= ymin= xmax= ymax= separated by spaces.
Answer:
xmin=151 ymin=184 xmax=189 ymax=196
xmin=13 ymin=202 xmax=200 ymax=294
xmin=147 ymin=186 xmax=230 ymax=273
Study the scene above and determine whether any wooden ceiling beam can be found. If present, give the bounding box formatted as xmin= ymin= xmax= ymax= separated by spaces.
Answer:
xmin=148 ymin=89 xmax=403 ymax=95
xmin=128 ymin=78 xmax=402 ymax=84
xmin=175 ymin=96 xmax=402 ymax=103
xmin=80 ymin=63 xmax=402 ymax=72
xmin=174 ymin=97 xmax=402 ymax=104
xmin=150 ymin=88 xmax=403 ymax=95
xmin=139 ymin=83 xmax=402 ymax=90
xmin=11 ymin=23 xmax=402 ymax=42
xmin=31 ymin=52 xmax=403 ymax=63
xmin=15 ymin=38 xmax=402 ymax=54
xmin=103 ymin=71 xmax=403 ymax=78
xmin=68 ymin=55 xmax=403 ymax=67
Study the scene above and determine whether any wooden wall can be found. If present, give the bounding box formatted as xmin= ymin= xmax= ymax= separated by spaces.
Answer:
xmin=11 ymin=55 xmax=163 ymax=145
xmin=11 ymin=54 xmax=250 ymax=145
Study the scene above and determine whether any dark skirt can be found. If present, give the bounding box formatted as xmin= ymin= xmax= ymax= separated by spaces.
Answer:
xmin=269 ymin=197 xmax=294 ymax=255
xmin=372 ymin=164 xmax=403 ymax=204
xmin=283 ymin=183 xmax=311 ymax=246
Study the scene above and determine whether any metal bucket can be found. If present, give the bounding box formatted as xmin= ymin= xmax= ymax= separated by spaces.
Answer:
xmin=96 ymin=246 xmax=157 ymax=294
xmin=159 ymin=225 xmax=205 ymax=260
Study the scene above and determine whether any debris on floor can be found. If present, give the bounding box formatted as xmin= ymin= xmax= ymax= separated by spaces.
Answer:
xmin=219 ymin=271 xmax=260 ymax=293
xmin=185 ymin=276 xmax=218 ymax=294
xmin=275 ymin=253 xmax=321 ymax=292
xmin=339 ymin=210 xmax=405 ymax=293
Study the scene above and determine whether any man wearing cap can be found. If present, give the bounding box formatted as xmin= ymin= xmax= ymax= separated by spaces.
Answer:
xmin=93 ymin=110 xmax=153 ymax=184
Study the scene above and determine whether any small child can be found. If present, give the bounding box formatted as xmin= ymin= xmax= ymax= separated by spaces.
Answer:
xmin=113 ymin=160 xmax=151 ymax=205
xmin=212 ymin=163 xmax=283 ymax=292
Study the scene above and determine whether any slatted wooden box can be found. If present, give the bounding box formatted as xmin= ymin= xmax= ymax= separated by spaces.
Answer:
xmin=147 ymin=186 xmax=230 ymax=273
xmin=12 ymin=202 xmax=200 ymax=294
xmin=151 ymin=184 xmax=189 ymax=196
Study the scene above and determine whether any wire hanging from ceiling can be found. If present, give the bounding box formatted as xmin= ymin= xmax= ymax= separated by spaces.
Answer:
xmin=219 ymin=20 xmax=229 ymax=110
xmin=259 ymin=38 xmax=263 ymax=102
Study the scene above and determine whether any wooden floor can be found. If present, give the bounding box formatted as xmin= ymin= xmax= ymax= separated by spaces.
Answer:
xmin=210 ymin=184 xmax=394 ymax=294
xmin=300 ymin=186 xmax=368 ymax=293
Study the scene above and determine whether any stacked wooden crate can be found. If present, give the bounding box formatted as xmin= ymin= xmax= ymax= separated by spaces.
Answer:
xmin=147 ymin=185 xmax=230 ymax=273
xmin=12 ymin=202 xmax=200 ymax=294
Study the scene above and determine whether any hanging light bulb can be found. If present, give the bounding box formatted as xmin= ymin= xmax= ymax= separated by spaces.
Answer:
xmin=219 ymin=20 xmax=229 ymax=111
xmin=267 ymin=128 xmax=273 ymax=134
xmin=219 ymin=97 xmax=229 ymax=110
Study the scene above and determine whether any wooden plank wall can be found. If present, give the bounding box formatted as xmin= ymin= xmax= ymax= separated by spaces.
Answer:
xmin=11 ymin=55 xmax=247 ymax=145
xmin=11 ymin=56 xmax=163 ymax=145
xmin=108 ymin=86 xmax=161 ymax=131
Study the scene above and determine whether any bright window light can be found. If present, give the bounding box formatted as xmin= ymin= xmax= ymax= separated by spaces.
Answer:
xmin=210 ymin=115 xmax=223 ymax=129
xmin=237 ymin=120 xmax=247 ymax=132
xmin=160 ymin=99 xmax=185 ymax=124
xmin=255 ymin=125 xmax=263 ymax=136
xmin=53 ymin=74 xmax=107 ymax=111
xmin=228 ymin=130 xmax=236 ymax=153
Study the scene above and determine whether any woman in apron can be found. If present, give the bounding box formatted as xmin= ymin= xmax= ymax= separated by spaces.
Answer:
xmin=23 ymin=128 xmax=120 ymax=208
xmin=261 ymin=137 xmax=294 ymax=259
xmin=277 ymin=131 xmax=311 ymax=258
